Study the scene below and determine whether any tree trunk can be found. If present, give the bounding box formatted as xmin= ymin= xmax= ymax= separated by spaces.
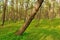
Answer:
xmin=11 ymin=0 xmax=15 ymax=21
xmin=15 ymin=0 xmax=18 ymax=21
xmin=2 ymin=0 xmax=8 ymax=25
xmin=15 ymin=0 xmax=44 ymax=35
xmin=24 ymin=0 xmax=29 ymax=22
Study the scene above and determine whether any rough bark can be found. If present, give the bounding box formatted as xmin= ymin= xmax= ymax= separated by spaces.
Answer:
xmin=15 ymin=0 xmax=44 ymax=35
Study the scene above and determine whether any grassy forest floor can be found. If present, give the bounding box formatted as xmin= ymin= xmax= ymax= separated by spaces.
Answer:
xmin=0 ymin=19 xmax=60 ymax=40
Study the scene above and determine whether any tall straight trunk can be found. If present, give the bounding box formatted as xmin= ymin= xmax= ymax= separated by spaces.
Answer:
xmin=11 ymin=0 xmax=15 ymax=21
xmin=24 ymin=3 xmax=28 ymax=22
xmin=15 ymin=0 xmax=44 ymax=35
xmin=49 ymin=0 xmax=55 ymax=19
xmin=24 ymin=0 xmax=29 ymax=22
xmin=19 ymin=2 xmax=23 ymax=20
xmin=16 ymin=0 xmax=18 ymax=14
xmin=15 ymin=0 xmax=18 ymax=21
xmin=2 ymin=0 xmax=8 ymax=25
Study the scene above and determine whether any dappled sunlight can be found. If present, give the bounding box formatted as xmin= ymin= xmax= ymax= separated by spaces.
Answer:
xmin=0 ymin=0 xmax=60 ymax=40
xmin=0 ymin=19 xmax=60 ymax=40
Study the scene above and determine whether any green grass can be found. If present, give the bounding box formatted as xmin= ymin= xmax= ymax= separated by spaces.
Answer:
xmin=0 ymin=19 xmax=60 ymax=40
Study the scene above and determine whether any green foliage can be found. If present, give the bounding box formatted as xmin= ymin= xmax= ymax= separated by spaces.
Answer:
xmin=0 ymin=19 xmax=60 ymax=40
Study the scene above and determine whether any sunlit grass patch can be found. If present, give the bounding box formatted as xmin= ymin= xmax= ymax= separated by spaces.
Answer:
xmin=0 ymin=19 xmax=60 ymax=40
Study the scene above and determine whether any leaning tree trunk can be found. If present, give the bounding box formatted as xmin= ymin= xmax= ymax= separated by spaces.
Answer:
xmin=15 ymin=0 xmax=44 ymax=35
xmin=2 ymin=0 xmax=8 ymax=25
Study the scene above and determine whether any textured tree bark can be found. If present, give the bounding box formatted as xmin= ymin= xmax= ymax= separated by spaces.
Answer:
xmin=2 ymin=0 xmax=8 ymax=25
xmin=15 ymin=0 xmax=44 ymax=35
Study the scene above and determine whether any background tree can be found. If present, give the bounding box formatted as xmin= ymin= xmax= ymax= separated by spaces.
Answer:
xmin=2 ymin=0 xmax=8 ymax=25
